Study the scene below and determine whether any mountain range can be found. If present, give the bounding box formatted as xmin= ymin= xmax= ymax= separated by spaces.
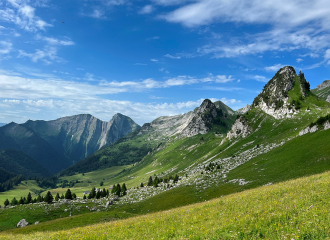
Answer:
xmin=0 ymin=113 xmax=139 ymax=175
xmin=2 ymin=66 xmax=330 ymax=234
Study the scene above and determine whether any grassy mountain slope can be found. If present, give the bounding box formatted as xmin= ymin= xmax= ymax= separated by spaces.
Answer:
xmin=311 ymin=80 xmax=330 ymax=101
xmin=2 ymin=66 xmax=330 ymax=236
xmin=59 ymin=100 xmax=236 ymax=176
xmin=0 ymin=123 xmax=70 ymax=174
xmin=3 ymin=171 xmax=330 ymax=239
xmin=0 ymin=149 xmax=51 ymax=178
xmin=23 ymin=113 xmax=140 ymax=164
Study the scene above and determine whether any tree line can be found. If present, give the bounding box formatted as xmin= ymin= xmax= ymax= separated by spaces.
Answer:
xmin=2 ymin=188 xmax=77 ymax=207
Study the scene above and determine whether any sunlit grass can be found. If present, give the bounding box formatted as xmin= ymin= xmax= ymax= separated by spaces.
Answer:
xmin=2 ymin=171 xmax=330 ymax=239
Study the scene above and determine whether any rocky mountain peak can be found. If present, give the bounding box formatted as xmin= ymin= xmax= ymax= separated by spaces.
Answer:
xmin=180 ymin=99 xmax=229 ymax=137
xmin=316 ymin=80 xmax=330 ymax=90
xmin=251 ymin=66 xmax=298 ymax=119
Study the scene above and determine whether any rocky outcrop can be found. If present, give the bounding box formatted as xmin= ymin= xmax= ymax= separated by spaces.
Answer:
xmin=299 ymin=125 xmax=318 ymax=136
xmin=299 ymin=120 xmax=330 ymax=136
xmin=252 ymin=66 xmax=298 ymax=119
xmin=17 ymin=219 xmax=29 ymax=228
xmin=180 ymin=99 xmax=226 ymax=137
xmin=227 ymin=116 xmax=253 ymax=140
xmin=327 ymin=95 xmax=330 ymax=103
xmin=316 ymin=80 xmax=330 ymax=90
xmin=236 ymin=104 xmax=251 ymax=114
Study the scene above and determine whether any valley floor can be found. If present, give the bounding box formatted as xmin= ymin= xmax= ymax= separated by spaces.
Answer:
xmin=2 ymin=171 xmax=330 ymax=239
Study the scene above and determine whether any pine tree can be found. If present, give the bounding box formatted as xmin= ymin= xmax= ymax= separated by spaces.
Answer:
xmin=148 ymin=176 xmax=153 ymax=186
xmin=90 ymin=187 xmax=96 ymax=198
xmin=106 ymin=189 xmax=109 ymax=197
xmin=96 ymin=191 xmax=101 ymax=199
xmin=115 ymin=184 xmax=121 ymax=196
xmin=65 ymin=189 xmax=73 ymax=200
xmin=55 ymin=193 xmax=60 ymax=201
xmin=101 ymin=188 xmax=107 ymax=198
xmin=61 ymin=194 xmax=64 ymax=199
xmin=19 ymin=197 xmax=24 ymax=205
xmin=37 ymin=195 xmax=42 ymax=203
xmin=83 ymin=195 xmax=86 ymax=200
xmin=11 ymin=197 xmax=18 ymax=205
xmin=111 ymin=185 xmax=116 ymax=194
xmin=140 ymin=182 xmax=144 ymax=187
xmin=121 ymin=183 xmax=127 ymax=196
xmin=100 ymin=181 xmax=104 ymax=186
xmin=44 ymin=191 xmax=53 ymax=204
xmin=4 ymin=199 xmax=9 ymax=206
xmin=27 ymin=192 xmax=32 ymax=204
xmin=72 ymin=193 xmax=77 ymax=199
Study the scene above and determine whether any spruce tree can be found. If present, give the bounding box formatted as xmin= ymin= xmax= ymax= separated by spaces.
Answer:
xmin=101 ymin=188 xmax=107 ymax=198
xmin=148 ymin=176 xmax=153 ymax=186
xmin=121 ymin=183 xmax=127 ymax=196
xmin=115 ymin=184 xmax=121 ymax=196
xmin=83 ymin=195 xmax=86 ymax=200
xmin=19 ymin=197 xmax=24 ymax=205
xmin=37 ymin=195 xmax=42 ymax=203
xmin=106 ymin=189 xmax=109 ymax=197
xmin=65 ymin=189 xmax=73 ymax=200
xmin=55 ymin=193 xmax=60 ymax=201
xmin=96 ymin=191 xmax=101 ymax=199
xmin=27 ymin=192 xmax=32 ymax=204
xmin=61 ymin=194 xmax=64 ymax=199
xmin=4 ymin=199 xmax=9 ymax=206
xmin=11 ymin=197 xmax=18 ymax=205
xmin=90 ymin=187 xmax=96 ymax=198
xmin=72 ymin=193 xmax=77 ymax=199
xmin=111 ymin=185 xmax=116 ymax=194
xmin=44 ymin=191 xmax=53 ymax=204
xmin=140 ymin=182 xmax=144 ymax=187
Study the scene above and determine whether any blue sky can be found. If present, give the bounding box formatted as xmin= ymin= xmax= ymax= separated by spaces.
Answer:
xmin=1 ymin=0 xmax=330 ymax=125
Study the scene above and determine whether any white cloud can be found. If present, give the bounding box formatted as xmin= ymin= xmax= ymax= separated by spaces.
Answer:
xmin=160 ymin=0 xmax=330 ymax=28
xmin=36 ymin=35 xmax=75 ymax=46
xmin=77 ymin=68 xmax=84 ymax=71
xmin=146 ymin=36 xmax=160 ymax=40
xmin=139 ymin=5 xmax=154 ymax=14
xmin=264 ymin=64 xmax=284 ymax=72
xmin=0 ymin=41 xmax=13 ymax=55
xmin=151 ymin=59 xmax=159 ymax=62
xmin=250 ymin=75 xmax=268 ymax=82
xmin=152 ymin=0 xmax=189 ymax=6
xmin=18 ymin=46 xmax=59 ymax=63
xmin=165 ymin=54 xmax=181 ymax=59
xmin=296 ymin=58 xmax=303 ymax=63
xmin=324 ymin=49 xmax=330 ymax=59
xmin=0 ymin=1 xmax=52 ymax=31
xmin=159 ymin=68 xmax=169 ymax=73
xmin=90 ymin=9 xmax=105 ymax=19
xmin=0 ymin=97 xmax=242 ymax=125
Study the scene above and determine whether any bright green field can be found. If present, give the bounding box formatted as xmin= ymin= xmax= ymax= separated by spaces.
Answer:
xmin=3 ymin=171 xmax=330 ymax=239
xmin=0 ymin=181 xmax=43 ymax=205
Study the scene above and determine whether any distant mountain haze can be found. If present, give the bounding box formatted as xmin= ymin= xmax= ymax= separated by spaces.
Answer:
xmin=0 ymin=113 xmax=140 ymax=174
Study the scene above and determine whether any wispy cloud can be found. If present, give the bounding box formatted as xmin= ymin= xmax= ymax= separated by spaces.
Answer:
xmin=35 ymin=35 xmax=75 ymax=46
xmin=165 ymin=54 xmax=181 ymax=59
xmin=264 ymin=64 xmax=284 ymax=72
xmin=151 ymin=59 xmax=159 ymax=62
xmin=0 ymin=97 xmax=242 ymax=125
xmin=0 ymin=41 xmax=13 ymax=55
xmin=18 ymin=46 xmax=59 ymax=64
xmin=0 ymin=0 xmax=52 ymax=32
xmin=139 ymin=5 xmax=154 ymax=14
xmin=146 ymin=36 xmax=160 ymax=40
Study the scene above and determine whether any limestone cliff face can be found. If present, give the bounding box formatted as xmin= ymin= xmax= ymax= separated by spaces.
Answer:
xmin=316 ymin=80 xmax=330 ymax=90
xmin=181 ymin=99 xmax=221 ymax=137
xmin=236 ymin=104 xmax=251 ymax=114
xmin=252 ymin=66 xmax=298 ymax=119
xmin=227 ymin=116 xmax=253 ymax=140
xmin=23 ymin=113 xmax=140 ymax=164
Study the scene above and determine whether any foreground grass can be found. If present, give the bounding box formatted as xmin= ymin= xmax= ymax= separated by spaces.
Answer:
xmin=2 ymin=171 xmax=330 ymax=239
